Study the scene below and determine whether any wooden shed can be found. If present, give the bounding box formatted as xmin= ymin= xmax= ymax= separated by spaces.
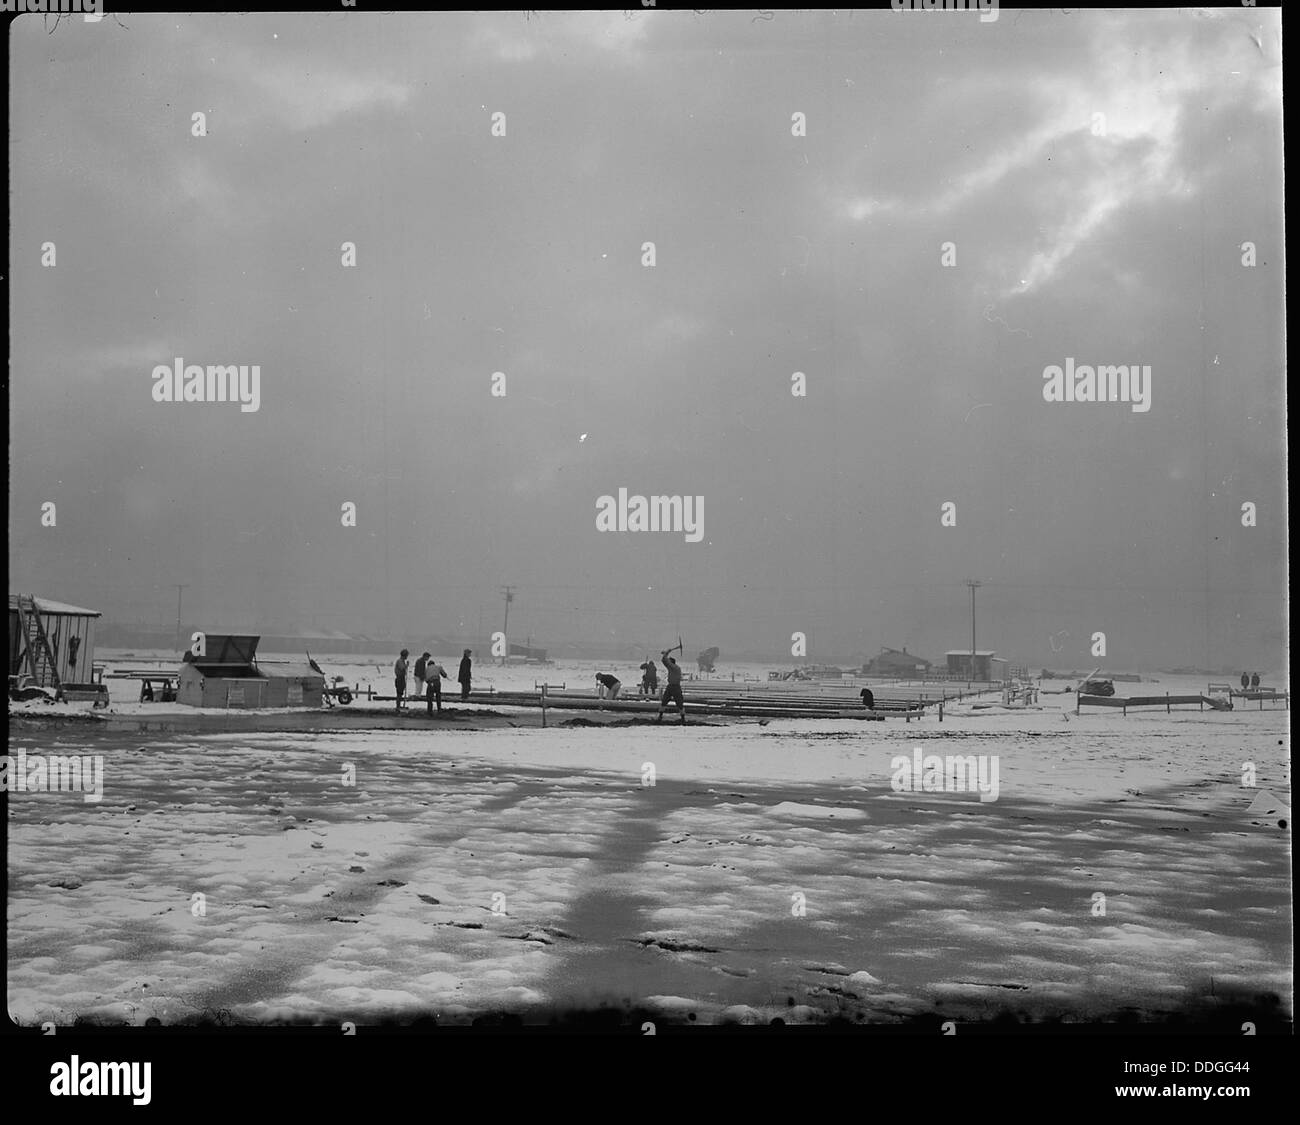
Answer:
xmin=256 ymin=661 xmax=326 ymax=707
xmin=177 ymin=634 xmax=324 ymax=708
xmin=9 ymin=593 xmax=101 ymax=690
xmin=945 ymin=650 xmax=1009 ymax=682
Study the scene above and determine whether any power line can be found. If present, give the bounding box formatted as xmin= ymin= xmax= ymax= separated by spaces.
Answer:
xmin=966 ymin=579 xmax=981 ymax=676
xmin=500 ymin=585 xmax=515 ymax=661
xmin=173 ymin=584 xmax=189 ymax=653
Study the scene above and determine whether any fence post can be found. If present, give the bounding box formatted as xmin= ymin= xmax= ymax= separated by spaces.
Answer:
xmin=541 ymin=684 xmax=547 ymax=728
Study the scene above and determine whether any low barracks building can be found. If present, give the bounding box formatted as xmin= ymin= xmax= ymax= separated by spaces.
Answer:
xmin=864 ymin=647 xmax=933 ymax=677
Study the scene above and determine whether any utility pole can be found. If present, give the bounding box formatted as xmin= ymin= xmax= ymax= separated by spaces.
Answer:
xmin=500 ymin=586 xmax=515 ymax=664
xmin=966 ymin=579 xmax=981 ymax=682
xmin=173 ymin=584 xmax=189 ymax=654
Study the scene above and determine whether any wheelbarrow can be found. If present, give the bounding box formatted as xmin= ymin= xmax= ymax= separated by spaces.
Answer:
xmin=307 ymin=652 xmax=353 ymax=707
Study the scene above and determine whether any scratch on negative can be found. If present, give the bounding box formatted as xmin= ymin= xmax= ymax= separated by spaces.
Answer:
xmin=983 ymin=305 xmax=1031 ymax=338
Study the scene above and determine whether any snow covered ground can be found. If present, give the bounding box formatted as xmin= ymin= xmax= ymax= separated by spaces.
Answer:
xmin=7 ymin=659 xmax=1292 ymax=1028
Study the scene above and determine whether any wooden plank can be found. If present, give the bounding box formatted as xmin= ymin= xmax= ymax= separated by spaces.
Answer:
xmin=1079 ymin=693 xmax=1220 ymax=709
xmin=401 ymin=689 xmax=891 ymax=721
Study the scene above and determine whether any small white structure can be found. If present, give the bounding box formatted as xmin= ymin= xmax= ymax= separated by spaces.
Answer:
xmin=9 ymin=593 xmax=101 ymax=690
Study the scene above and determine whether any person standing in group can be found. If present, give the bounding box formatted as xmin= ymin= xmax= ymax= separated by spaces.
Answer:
xmin=394 ymin=649 xmax=411 ymax=713
xmin=639 ymin=658 xmax=658 ymax=697
xmin=425 ymin=657 xmax=448 ymax=716
xmin=414 ymin=652 xmax=430 ymax=691
xmin=595 ymin=672 xmax=622 ymax=700
xmin=1241 ymin=671 xmax=1250 ymax=692
xmin=657 ymin=648 xmax=686 ymax=724
xmin=1251 ymin=671 xmax=1261 ymax=691
xmin=458 ymin=650 xmax=473 ymax=701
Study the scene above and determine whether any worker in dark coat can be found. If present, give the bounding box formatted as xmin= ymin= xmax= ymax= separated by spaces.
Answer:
xmin=860 ymin=687 xmax=875 ymax=710
xmin=1250 ymin=672 xmax=1260 ymax=691
xmin=656 ymin=651 xmax=686 ymax=724
xmin=458 ymin=650 xmax=473 ymax=701
xmin=394 ymin=649 xmax=410 ymax=712
xmin=425 ymin=658 xmax=447 ymax=715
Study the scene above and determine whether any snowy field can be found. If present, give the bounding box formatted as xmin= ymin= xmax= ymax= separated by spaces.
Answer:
xmin=7 ymin=655 xmax=1292 ymax=1028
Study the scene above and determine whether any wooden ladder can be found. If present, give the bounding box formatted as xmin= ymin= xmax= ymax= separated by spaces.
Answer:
xmin=15 ymin=595 xmax=63 ymax=696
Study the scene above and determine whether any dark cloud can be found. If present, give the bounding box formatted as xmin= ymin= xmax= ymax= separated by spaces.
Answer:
xmin=9 ymin=10 xmax=1284 ymax=668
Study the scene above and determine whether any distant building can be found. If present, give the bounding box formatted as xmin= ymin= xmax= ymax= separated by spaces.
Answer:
xmin=507 ymin=641 xmax=548 ymax=663
xmin=863 ymin=647 xmax=932 ymax=677
xmin=945 ymin=650 xmax=1009 ymax=681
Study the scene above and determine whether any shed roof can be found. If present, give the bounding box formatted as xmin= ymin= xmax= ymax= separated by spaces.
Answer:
xmin=194 ymin=634 xmax=261 ymax=663
xmin=9 ymin=594 xmax=101 ymax=617
xmin=258 ymin=661 xmax=326 ymax=680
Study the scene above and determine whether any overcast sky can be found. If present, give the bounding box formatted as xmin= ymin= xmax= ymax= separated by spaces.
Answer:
xmin=8 ymin=9 xmax=1286 ymax=669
